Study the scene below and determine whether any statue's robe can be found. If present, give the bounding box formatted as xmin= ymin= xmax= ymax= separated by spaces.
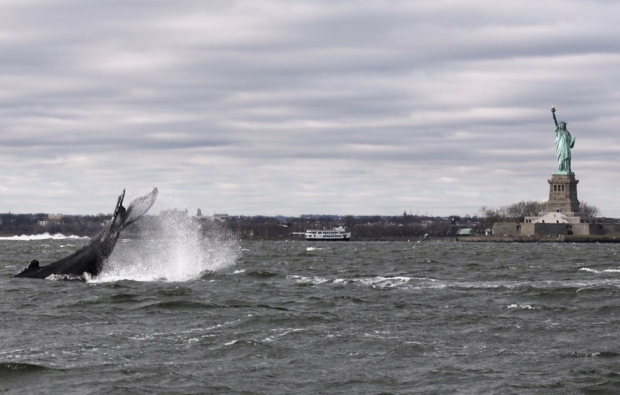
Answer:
xmin=555 ymin=126 xmax=575 ymax=173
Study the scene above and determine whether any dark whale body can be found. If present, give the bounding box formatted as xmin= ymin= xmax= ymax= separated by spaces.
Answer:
xmin=15 ymin=188 xmax=158 ymax=279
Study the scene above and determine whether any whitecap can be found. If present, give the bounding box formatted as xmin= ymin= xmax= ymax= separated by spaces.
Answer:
xmin=0 ymin=233 xmax=90 ymax=241
xmin=288 ymin=274 xmax=330 ymax=285
xmin=507 ymin=304 xmax=538 ymax=310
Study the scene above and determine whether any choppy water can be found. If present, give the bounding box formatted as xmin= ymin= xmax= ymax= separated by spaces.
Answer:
xmin=2 ymin=239 xmax=620 ymax=394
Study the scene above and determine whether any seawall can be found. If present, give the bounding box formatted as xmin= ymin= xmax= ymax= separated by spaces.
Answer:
xmin=457 ymin=235 xmax=620 ymax=243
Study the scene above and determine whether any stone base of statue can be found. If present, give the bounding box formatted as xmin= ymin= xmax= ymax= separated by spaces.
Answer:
xmin=546 ymin=173 xmax=581 ymax=215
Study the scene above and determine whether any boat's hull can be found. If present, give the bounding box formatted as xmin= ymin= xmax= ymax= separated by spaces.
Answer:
xmin=305 ymin=235 xmax=351 ymax=241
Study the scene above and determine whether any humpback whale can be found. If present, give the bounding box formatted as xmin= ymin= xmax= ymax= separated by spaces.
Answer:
xmin=15 ymin=188 xmax=158 ymax=279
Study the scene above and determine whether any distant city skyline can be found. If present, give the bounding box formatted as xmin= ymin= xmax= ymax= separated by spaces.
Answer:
xmin=2 ymin=1 xmax=620 ymax=217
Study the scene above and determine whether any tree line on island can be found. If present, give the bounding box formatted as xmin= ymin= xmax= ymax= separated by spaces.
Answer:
xmin=478 ymin=200 xmax=600 ymax=230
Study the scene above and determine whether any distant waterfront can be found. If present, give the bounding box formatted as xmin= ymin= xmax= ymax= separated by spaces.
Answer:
xmin=5 ymin=211 xmax=620 ymax=242
xmin=0 ymin=212 xmax=480 ymax=241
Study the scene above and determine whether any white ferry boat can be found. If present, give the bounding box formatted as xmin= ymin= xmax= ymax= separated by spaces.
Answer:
xmin=304 ymin=226 xmax=351 ymax=241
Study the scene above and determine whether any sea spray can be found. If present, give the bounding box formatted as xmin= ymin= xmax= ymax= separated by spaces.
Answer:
xmin=96 ymin=211 xmax=239 ymax=282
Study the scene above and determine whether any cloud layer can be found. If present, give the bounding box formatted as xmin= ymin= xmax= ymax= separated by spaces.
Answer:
xmin=2 ymin=0 xmax=620 ymax=216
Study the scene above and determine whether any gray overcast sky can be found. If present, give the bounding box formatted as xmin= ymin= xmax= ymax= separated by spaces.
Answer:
xmin=2 ymin=0 xmax=620 ymax=217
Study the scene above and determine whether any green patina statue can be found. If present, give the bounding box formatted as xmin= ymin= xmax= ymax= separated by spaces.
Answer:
xmin=551 ymin=106 xmax=575 ymax=174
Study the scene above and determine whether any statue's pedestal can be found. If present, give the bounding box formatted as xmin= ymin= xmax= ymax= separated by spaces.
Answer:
xmin=546 ymin=173 xmax=580 ymax=214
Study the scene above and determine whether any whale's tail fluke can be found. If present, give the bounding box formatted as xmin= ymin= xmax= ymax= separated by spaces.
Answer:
xmin=119 ymin=188 xmax=158 ymax=230
xmin=124 ymin=187 xmax=158 ymax=228
xmin=108 ymin=188 xmax=158 ymax=232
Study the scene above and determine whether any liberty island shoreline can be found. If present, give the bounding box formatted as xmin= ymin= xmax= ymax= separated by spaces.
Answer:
xmin=458 ymin=235 xmax=620 ymax=243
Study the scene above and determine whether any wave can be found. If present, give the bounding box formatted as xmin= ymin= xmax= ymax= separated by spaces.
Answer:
xmin=580 ymin=267 xmax=620 ymax=274
xmin=507 ymin=304 xmax=539 ymax=310
xmin=282 ymin=274 xmax=620 ymax=292
xmin=0 ymin=233 xmax=90 ymax=241
xmin=565 ymin=351 xmax=620 ymax=358
xmin=245 ymin=270 xmax=278 ymax=278
xmin=287 ymin=275 xmax=439 ymax=289
xmin=289 ymin=274 xmax=331 ymax=285
xmin=0 ymin=362 xmax=50 ymax=378
xmin=136 ymin=300 xmax=221 ymax=310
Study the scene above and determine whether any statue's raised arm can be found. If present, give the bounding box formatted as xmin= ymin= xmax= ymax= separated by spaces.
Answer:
xmin=551 ymin=106 xmax=558 ymax=128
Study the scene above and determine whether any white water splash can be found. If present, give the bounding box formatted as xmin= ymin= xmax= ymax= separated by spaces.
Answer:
xmin=94 ymin=213 xmax=239 ymax=282
xmin=0 ymin=233 xmax=90 ymax=241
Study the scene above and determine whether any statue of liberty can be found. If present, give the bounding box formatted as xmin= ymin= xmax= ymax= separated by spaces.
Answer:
xmin=551 ymin=106 xmax=575 ymax=174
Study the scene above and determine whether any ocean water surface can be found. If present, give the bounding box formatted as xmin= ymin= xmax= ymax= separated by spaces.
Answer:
xmin=1 ymin=238 xmax=620 ymax=394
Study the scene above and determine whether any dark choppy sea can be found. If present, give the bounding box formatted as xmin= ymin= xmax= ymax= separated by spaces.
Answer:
xmin=2 ymin=237 xmax=620 ymax=394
